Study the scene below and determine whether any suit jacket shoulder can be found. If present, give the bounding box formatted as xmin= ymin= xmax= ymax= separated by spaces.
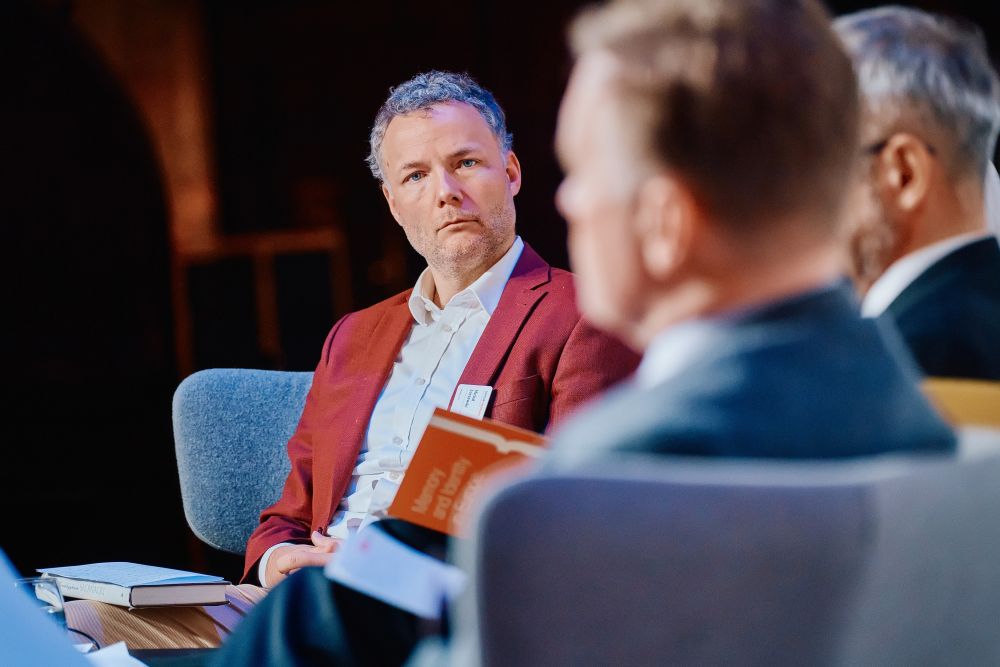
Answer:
xmin=887 ymin=237 xmax=1000 ymax=380
xmin=550 ymin=285 xmax=955 ymax=467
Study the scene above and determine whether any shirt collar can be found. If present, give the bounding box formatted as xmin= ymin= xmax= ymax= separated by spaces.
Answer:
xmin=635 ymin=319 xmax=718 ymax=389
xmin=861 ymin=231 xmax=992 ymax=317
xmin=984 ymin=160 xmax=1000 ymax=238
xmin=636 ymin=280 xmax=846 ymax=389
xmin=407 ymin=236 xmax=524 ymax=325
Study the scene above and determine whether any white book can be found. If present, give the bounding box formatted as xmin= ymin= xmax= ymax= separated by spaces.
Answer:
xmin=37 ymin=562 xmax=229 ymax=608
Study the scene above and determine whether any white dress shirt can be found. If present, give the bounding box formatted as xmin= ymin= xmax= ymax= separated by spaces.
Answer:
xmin=985 ymin=162 xmax=1000 ymax=237
xmin=259 ymin=237 xmax=524 ymax=585
xmin=635 ymin=319 xmax=721 ymax=390
xmin=861 ymin=232 xmax=993 ymax=318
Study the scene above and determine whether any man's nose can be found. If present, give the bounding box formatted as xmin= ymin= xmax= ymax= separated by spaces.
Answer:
xmin=436 ymin=170 xmax=463 ymax=208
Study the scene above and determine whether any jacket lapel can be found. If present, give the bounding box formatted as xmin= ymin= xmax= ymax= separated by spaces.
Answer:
xmin=456 ymin=243 xmax=551 ymax=388
xmin=363 ymin=293 xmax=416 ymax=389
xmin=352 ymin=292 xmax=415 ymax=437
xmin=317 ymin=293 xmax=414 ymax=524
xmin=889 ymin=237 xmax=1000 ymax=321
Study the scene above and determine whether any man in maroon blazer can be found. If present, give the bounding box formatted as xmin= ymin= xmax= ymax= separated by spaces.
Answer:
xmin=246 ymin=71 xmax=638 ymax=588
xmin=63 ymin=70 xmax=637 ymax=650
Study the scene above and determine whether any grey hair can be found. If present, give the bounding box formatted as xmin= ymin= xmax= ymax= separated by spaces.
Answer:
xmin=366 ymin=71 xmax=513 ymax=182
xmin=835 ymin=6 xmax=1000 ymax=174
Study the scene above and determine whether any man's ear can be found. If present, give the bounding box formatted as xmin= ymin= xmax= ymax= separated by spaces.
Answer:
xmin=634 ymin=173 xmax=695 ymax=282
xmin=381 ymin=183 xmax=403 ymax=226
xmin=505 ymin=150 xmax=523 ymax=196
xmin=878 ymin=132 xmax=933 ymax=224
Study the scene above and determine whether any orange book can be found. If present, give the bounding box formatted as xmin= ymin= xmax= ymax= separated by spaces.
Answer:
xmin=388 ymin=408 xmax=548 ymax=536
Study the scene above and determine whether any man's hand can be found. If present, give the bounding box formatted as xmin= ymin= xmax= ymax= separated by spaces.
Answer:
xmin=265 ymin=531 xmax=341 ymax=587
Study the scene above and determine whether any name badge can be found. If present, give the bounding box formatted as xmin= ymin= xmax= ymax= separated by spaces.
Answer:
xmin=450 ymin=384 xmax=493 ymax=420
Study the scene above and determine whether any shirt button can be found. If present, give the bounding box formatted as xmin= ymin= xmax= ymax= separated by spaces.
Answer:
xmin=442 ymin=324 xmax=453 ymax=333
xmin=388 ymin=472 xmax=401 ymax=481
xmin=415 ymin=377 xmax=426 ymax=386
xmin=392 ymin=436 xmax=403 ymax=445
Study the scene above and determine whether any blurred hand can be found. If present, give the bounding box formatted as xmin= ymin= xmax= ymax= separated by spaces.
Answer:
xmin=265 ymin=531 xmax=341 ymax=587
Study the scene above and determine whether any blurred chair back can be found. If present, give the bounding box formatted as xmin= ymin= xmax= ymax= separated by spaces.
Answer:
xmin=455 ymin=429 xmax=1000 ymax=666
xmin=172 ymin=369 xmax=311 ymax=554
xmin=924 ymin=377 xmax=1000 ymax=428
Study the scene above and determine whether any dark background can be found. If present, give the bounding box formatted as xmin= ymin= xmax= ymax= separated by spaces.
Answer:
xmin=3 ymin=0 xmax=998 ymax=582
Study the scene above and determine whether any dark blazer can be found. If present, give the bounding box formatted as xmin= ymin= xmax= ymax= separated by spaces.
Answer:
xmin=884 ymin=237 xmax=1000 ymax=380
xmin=243 ymin=244 xmax=639 ymax=581
xmin=549 ymin=284 xmax=956 ymax=467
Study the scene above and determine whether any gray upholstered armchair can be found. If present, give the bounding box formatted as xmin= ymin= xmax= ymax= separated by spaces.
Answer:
xmin=173 ymin=368 xmax=311 ymax=554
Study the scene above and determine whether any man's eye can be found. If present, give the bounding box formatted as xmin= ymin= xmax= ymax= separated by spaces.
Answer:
xmin=406 ymin=172 xmax=424 ymax=183
xmin=460 ymin=159 xmax=478 ymax=168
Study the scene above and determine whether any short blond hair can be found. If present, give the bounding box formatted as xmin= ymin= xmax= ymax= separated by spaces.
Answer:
xmin=570 ymin=0 xmax=859 ymax=232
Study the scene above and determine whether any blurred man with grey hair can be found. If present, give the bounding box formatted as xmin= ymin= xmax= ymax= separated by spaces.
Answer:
xmin=836 ymin=6 xmax=1000 ymax=380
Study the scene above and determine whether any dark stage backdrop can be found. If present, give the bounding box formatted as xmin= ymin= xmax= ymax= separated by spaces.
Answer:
xmin=2 ymin=2 xmax=183 ymax=575
xmin=205 ymin=0 xmax=1000 ymax=304
xmin=2 ymin=0 xmax=997 ymax=579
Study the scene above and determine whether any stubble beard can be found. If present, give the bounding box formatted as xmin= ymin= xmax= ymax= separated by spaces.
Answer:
xmin=845 ymin=186 xmax=896 ymax=294
xmin=420 ymin=197 xmax=516 ymax=282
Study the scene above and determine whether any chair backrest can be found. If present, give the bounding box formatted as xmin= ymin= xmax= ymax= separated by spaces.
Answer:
xmin=172 ymin=368 xmax=312 ymax=554
xmin=923 ymin=377 xmax=1000 ymax=428
xmin=456 ymin=430 xmax=1000 ymax=666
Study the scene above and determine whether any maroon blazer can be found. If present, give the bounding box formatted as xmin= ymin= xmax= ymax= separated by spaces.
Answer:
xmin=243 ymin=244 xmax=638 ymax=581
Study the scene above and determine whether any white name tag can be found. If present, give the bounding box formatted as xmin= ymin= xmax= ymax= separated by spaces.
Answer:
xmin=450 ymin=384 xmax=493 ymax=420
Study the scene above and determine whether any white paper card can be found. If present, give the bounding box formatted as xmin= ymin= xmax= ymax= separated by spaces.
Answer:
xmin=324 ymin=526 xmax=467 ymax=619
xmin=85 ymin=642 xmax=149 ymax=667
xmin=450 ymin=384 xmax=493 ymax=420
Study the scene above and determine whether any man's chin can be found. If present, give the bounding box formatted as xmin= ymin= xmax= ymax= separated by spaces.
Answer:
xmin=435 ymin=226 xmax=489 ymax=252
xmin=427 ymin=237 xmax=491 ymax=271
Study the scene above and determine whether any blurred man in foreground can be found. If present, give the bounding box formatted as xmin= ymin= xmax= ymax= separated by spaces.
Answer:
xmin=548 ymin=0 xmax=955 ymax=465
xmin=835 ymin=7 xmax=1000 ymax=380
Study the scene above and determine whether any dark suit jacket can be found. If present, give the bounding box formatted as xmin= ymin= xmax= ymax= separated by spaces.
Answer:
xmin=549 ymin=284 xmax=956 ymax=466
xmin=243 ymin=243 xmax=639 ymax=581
xmin=883 ymin=237 xmax=1000 ymax=380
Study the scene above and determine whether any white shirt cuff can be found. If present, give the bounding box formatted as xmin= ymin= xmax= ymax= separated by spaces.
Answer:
xmin=258 ymin=542 xmax=294 ymax=588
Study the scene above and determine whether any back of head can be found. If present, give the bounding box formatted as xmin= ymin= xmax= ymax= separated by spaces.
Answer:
xmin=569 ymin=0 xmax=859 ymax=238
xmin=835 ymin=6 xmax=1000 ymax=180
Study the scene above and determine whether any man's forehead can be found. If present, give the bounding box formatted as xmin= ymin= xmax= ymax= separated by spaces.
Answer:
xmin=382 ymin=101 xmax=498 ymax=166
xmin=558 ymin=55 xmax=625 ymax=159
xmin=384 ymin=102 xmax=493 ymax=145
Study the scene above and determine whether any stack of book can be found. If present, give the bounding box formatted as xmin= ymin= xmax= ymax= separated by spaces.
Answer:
xmin=38 ymin=562 xmax=229 ymax=608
